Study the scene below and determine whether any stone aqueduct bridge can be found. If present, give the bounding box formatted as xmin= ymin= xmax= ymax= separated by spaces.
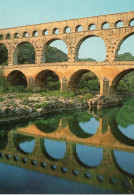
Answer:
xmin=1 ymin=11 xmax=134 ymax=96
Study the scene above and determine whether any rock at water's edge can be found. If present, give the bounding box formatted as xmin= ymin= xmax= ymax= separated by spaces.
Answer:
xmin=88 ymin=95 xmax=123 ymax=109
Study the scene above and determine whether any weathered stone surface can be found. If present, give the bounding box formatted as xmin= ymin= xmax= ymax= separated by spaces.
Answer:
xmin=0 ymin=11 xmax=134 ymax=96
xmin=88 ymin=95 xmax=123 ymax=109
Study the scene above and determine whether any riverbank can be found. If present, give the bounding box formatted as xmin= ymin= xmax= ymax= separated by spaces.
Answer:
xmin=0 ymin=93 xmax=88 ymax=123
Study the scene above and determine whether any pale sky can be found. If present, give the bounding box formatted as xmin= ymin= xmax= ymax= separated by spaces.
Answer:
xmin=0 ymin=0 xmax=134 ymax=61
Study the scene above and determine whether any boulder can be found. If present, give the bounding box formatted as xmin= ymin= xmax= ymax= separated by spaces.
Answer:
xmin=88 ymin=95 xmax=123 ymax=109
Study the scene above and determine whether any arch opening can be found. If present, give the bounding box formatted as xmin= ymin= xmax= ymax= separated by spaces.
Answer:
xmin=115 ymin=20 xmax=124 ymax=28
xmin=0 ymin=35 xmax=3 ymax=40
xmin=6 ymin=33 xmax=11 ymax=39
xmin=75 ymin=25 xmax=83 ymax=32
xmin=34 ymin=70 xmax=60 ymax=92
xmin=32 ymin=30 xmax=38 ymax=37
xmin=52 ymin=28 xmax=59 ymax=34
xmin=13 ymin=42 xmax=35 ymax=65
xmin=102 ymin=22 xmax=109 ymax=29
xmin=109 ymin=69 xmax=134 ymax=96
xmin=64 ymin=26 xmax=70 ymax=33
xmin=116 ymin=34 xmax=134 ymax=61
xmin=75 ymin=36 xmax=106 ymax=62
xmin=6 ymin=70 xmax=27 ymax=88
xmin=41 ymin=39 xmax=68 ymax=63
xmin=68 ymin=69 xmax=100 ymax=95
xmin=42 ymin=29 xmax=48 ymax=35
xmin=14 ymin=33 xmax=19 ymax=39
xmin=23 ymin=32 xmax=28 ymax=38
xmin=88 ymin=24 xmax=96 ymax=30
xmin=129 ymin=19 xmax=134 ymax=26
xmin=0 ymin=44 xmax=8 ymax=65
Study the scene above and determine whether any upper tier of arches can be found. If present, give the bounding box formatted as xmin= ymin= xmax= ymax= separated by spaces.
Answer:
xmin=0 ymin=13 xmax=134 ymax=40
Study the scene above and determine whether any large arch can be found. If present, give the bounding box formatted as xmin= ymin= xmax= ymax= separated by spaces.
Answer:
xmin=13 ymin=41 xmax=35 ymax=65
xmin=0 ymin=43 xmax=8 ymax=65
xmin=41 ymin=38 xmax=68 ymax=63
xmin=75 ymin=35 xmax=106 ymax=62
xmin=115 ymin=32 xmax=134 ymax=60
xmin=6 ymin=70 xmax=27 ymax=87
xmin=109 ymin=68 xmax=134 ymax=96
xmin=68 ymin=69 xmax=100 ymax=92
xmin=34 ymin=70 xmax=61 ymax=92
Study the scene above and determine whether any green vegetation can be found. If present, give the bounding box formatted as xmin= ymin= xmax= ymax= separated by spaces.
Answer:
xmin=0 ymin=45 xmax=8 ymax=65
xmin=116 ymin=52 xmax=134 ymax=61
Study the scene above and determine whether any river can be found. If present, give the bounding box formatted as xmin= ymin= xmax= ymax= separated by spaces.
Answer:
xmin=0 ymin=97 xmax=134 ymax=194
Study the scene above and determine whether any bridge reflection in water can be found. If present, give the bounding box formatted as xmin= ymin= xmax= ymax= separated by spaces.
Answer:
xmin=0 ymin=103 xmax=134 ymax=193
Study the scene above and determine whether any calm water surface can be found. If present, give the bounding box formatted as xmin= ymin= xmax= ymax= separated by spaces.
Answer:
xmin=0 ymin=97 xmax=134 ymax=194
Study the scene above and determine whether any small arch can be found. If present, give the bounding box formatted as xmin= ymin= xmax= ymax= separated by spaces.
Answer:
xmin=88 ymin=24 xmax=96 ymax=30
xmin=23 ymin=31 xmax=28 ymax=38
xmin=42 ymin=29 xmax=48 ymax=35
xmin=75 ymin=25 xmax=83 ymax=32
xmin=0 ymin=34 xmax=4 ymax=40
xmin=14 ymin=33 xmax=19 ymax=39
xmin=32 ymin=30 xmax=38 ymax=37
xmin=115 ymin=20 xmax=124 ymax=28
xmin=63 ymin=26 xmax=70 ymax=33
xmin=6 ymin=70 xmax=27 ymax=87
xmin=34 ymin=70 xmax=60 ymax=92
xmin=6 ymin=33 xmax=11 ymax=39
xmin=101 ymin=22 xmax=109 ymax=29
xmin=129 ymin=19 xmax=134 ymax=26
xmin=52 ymin=28 xmax=59 ymax=34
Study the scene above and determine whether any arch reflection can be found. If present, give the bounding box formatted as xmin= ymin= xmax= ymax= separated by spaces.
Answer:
xmin=68 ymin=112 xmax=99 ymax=138
xmin=76 ymin=145 xmax=103 ymax=167
xmin=14 ymin=134 xmax=35 ymax=154
xmin=114 ymin=150 xmax=134 ymax=176
xmin=44 ymin=139 xmax=66 ymax=160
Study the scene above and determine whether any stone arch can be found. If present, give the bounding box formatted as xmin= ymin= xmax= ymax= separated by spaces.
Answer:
xmin=6 ymin=33 xmax=11 ymax=39
xmin=0 ymin=34 xmax=4 ymax=40
xmin=6 ymin=70 xmax=27 ymax=87
xmin=115 ymin=32 xmax=134 ymax=60
xmin=129 ymin=18 xmax=134 ymax=26
xmin=13 ymin=41 xmax=36 ymax=65
xmin=68 ymin=69 xmax=100 ymax=91
xmin=52 ymin=28 xmax=59 ymax=34
xmin=75 ymin=35 xmax=106 ymax=61
xmin=42 ymin=29 xmax=48 ymax=35
xmin=75 ymin=25 xmax=83 ymax=32
xmin=115 ymin=20 xmax=124 ymax=27
xmin=41 ymin=38 xmax=68 ymax=63
xmin=63 ymin=26 xmax=70 ymax=33
xmin=109 ymin=68 xmax=134 ymax=96
xmin=88 ymin=23 xmax=96 ymax=30
xmin=34 ymin=69 xmax=61 ymax=92
xmin=23 ymin=31 xmax=28 ymax=38
xmin=101 ymin=22 xmax=110 ymax=29
xmin=32 ymin=30 xmax=38 ymax=37
xmin=0 ymin=43 xmax=8 ymax=65
xmin=14 ymin=33 xmax=19 ymax=39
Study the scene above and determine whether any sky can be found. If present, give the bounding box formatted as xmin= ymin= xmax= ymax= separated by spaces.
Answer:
xmin=0 ymin=0 xmax=134 ymax=61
